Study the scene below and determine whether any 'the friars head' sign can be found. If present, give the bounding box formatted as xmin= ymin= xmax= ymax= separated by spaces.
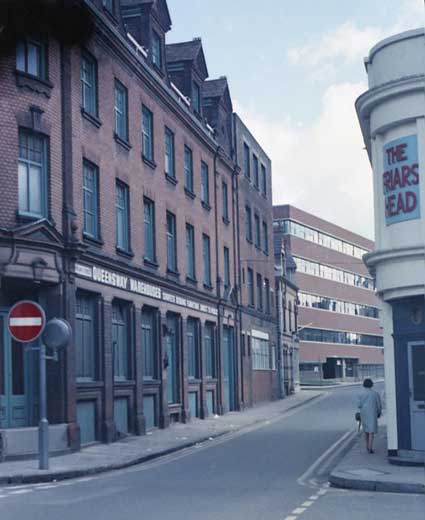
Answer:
xmin=383 ymin=135 xmax=420 ymax=226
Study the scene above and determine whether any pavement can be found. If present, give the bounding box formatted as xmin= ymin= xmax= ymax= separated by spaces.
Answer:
xmin=329 ymin=421 xmax=425 ymax=494
xmin=0 ymin=389 xmax=322 ymax=485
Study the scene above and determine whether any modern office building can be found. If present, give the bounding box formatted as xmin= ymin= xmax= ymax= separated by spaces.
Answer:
xmin=273 ymin=205 xmax=384 ymax=383
xmin=0 ymin=0 xmax=276 ymax=460
xmin=357 ymin=28 xmax=425 ymax=457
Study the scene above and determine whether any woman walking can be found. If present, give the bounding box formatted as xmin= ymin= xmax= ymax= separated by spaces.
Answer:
xmin=358 ymin=378 xmax=382 ymax=453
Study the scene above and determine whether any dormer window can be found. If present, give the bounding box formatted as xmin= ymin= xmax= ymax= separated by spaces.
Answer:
xmin=192 ymin=81 xmax=201 ymax=114
xmin=152 ymin=31 xmax=162 ymax=69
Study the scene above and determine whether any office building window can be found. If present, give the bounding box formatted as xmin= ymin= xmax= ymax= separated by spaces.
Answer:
xmin=187 ymin=318 xmax=199 ymax=379
xmin=76 ymin=293 xmax=97 ymax=381
xmin=299 ymin=328 xmax=383 ymax=347
xmin=254 ymin=213 xmax=261 ymax=248
xmin=247 ymin=268 xmax=254 ymax=306
xmin=201 ymin=161 xmax=209 ymax=205
xmin=142 ymin=105 xmax=154 ymax=162
xmin=81 ymin=52 xmax=97 ymax=116
xmin=164 ymin=127 xmax=175 ymax=178
xmin=114 ymin=80 xmax=128 ymax=142
xmin=18 ymin=130 xmax=47 ymax=218
xmin=152 ymin=31 xmax=162 ymax=69
xmin=116 ymin=181 xmax=130 ymax=252
xmin=275 ymin=219 xmax=369 ymax=259
xmin=261 ymin=164 xmax=267 ymax=196
xmin=192 ymin=81 xmax=201 ymax=114
xmin=243 ymin=143 xmax=250 ymax=179
xmin=144 ymin=197 xmax=156 ymax=263
xmin=166 ymin=212 xmax=177 ymax=272
xmin=257 ymin=273 xmax=263 ymax=310
xmin=112 ymin=302 xmax=130 ymax=381
xmin=224 ymin=246 xmax=230 ymax=289
xmin=184 ymin=146 xmax=194 ymax=193
xmin=222 ymin=181 xmax=229 ymax=222
xmin=83 ymin=160 xmax=99 ymax=239
xmin=245 ymin=205 xmax=252 ymax=242
xmin=142 ymin=308 xmax=157 ymax=380
xmin=204 ymin=323 xmax=216 ymax=378
xmin=202 ymin=234 xmax=211 ymax=287
xmin=262 ymin=221 xmax=269 ymax=254
xmin=16 ymin=38 xmax=46 ymax=79
xmin=186 ymin=223 xmax=196 ymax=280
xmin=265 ymin=278 xmax=271 ymax=313
xmin=253 ymin=155 xmax=259 ymax=189
xmin=298 ymin=292 xmax=379 ymax=318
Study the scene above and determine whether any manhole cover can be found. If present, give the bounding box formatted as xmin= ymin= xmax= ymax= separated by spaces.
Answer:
xmin=344 ymin=468 xmax=389 ymax=477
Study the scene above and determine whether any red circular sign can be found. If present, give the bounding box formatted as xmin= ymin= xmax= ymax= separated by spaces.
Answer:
xmin=7 ymin=301 xmax=46 ymax=343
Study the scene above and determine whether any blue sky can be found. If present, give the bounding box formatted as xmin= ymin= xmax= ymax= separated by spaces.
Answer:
xmin=167 ymin=0 xmax=423 ymax=238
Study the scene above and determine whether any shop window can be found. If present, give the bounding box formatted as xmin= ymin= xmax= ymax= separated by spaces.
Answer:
xmin=204 ymin=323 xmax=216 ymax=378
xmin=187 ymin=318 xmax=199 ymax=379
xmin=112 ymin=302 xmax=130 ymax=381
xmin=18 ymin=130 xmax=48 ymax=218
xmin=142 ymin=309 xmax=157 ymax=380
xmin=76 ymin=293 xmax=97 ymax=381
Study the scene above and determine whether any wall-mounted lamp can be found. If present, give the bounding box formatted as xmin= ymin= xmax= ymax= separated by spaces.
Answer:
xmin=31 ymin=257 xmax=47 ymax=283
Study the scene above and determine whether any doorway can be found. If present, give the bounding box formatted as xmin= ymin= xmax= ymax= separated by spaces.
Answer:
xmin=408 ymin=341 xmax=425 ymax=451
xmin=0 ymin=313 xmax=28 ymax=428
xmin=165 ymin=314 xmax=180 ymax=406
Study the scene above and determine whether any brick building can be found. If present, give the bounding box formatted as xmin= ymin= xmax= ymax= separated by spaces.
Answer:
xmin=0 ymin=0 xmax=276 ymax=458
xmin=273 ymin=205 xmax=384 ymax=384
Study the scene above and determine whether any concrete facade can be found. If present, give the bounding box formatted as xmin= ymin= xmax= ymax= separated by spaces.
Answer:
xmin=273 ymin=205 xmax=384 ymax=384
xmin=357 ymin=28 xmax=425 ymax=456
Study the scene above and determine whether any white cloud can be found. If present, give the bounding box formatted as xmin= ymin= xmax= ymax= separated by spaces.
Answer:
xmin=287 ymin=0 xmax=423 ymax=81
xmin=234 ymin=81 xmax=375 ymax=239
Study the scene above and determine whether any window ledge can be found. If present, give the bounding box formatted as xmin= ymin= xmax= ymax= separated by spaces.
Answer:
xmin=261 ymin=192 xmax=267 ymax=200
xmin=165 ymin=173 xmax=178 ymax=186
xmin=15 ymin=70 xmax=53 ymax=98
xmin=184 ymin=188 xmax=196 ymax=200
xmin=83 ymin=233 xmax=104 ymax=247
xmin=142 ymin=155 xmax=157 ymax=170
xmin=254 ymin=185 xmax=260 ymax=191
xmin=203 ymin=283 xmax=213 ymax=291
xmin=81 ymin=108 xmax=102 ymax=128
xmin=222 ymin=216 xmax=230 ymax=226
xmin=201 ymin=201 xmax=211 ymax=211
xmin=167 ymin=268 xmax=180 ymax=278
xmin=16 ymin=210 xmax=45 ymax=223
xmin=255 ymin=244 xmax=261 ymax=251
xmin=114 ymin=133 xmax=131 ymax=151
xmin=247 ymin=238 xmax=253 ymax=245
xmin=116 ymin=246 xmax=134 ymax=259
xmin=144 ymin=257 xmax=159 ymax=269
xmin=186 ymin=276 xmax=198 ymax=286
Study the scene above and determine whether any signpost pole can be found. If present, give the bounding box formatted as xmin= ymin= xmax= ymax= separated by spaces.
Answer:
xmin=38 ymin=342 xmax=49 ymax=470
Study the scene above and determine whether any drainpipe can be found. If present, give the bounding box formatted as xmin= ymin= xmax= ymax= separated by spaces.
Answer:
xmin=276 ymin=272 xmax=285 ymax=399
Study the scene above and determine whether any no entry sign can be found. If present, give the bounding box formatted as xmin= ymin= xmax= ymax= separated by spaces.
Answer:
xmin=8 ymin=301 xmax=46 ymax=343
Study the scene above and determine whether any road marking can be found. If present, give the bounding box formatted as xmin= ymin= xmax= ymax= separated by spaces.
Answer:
xmin=292 ymin=507 xmax=306 ymax=515
xmin=8 ymin=489 xmax=32 ymax=495
xmin=284 ymin=516 xmax=297 ymax=520
xmin=309 ymin=495 xmax=319 ymax=500
xmin=302 ymin=500 xmax=314 ymax=507
xmin=318 ymin=487 xmax=328 ymax=496
xmin=297 ymin=429 xmax=356 ymax=487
